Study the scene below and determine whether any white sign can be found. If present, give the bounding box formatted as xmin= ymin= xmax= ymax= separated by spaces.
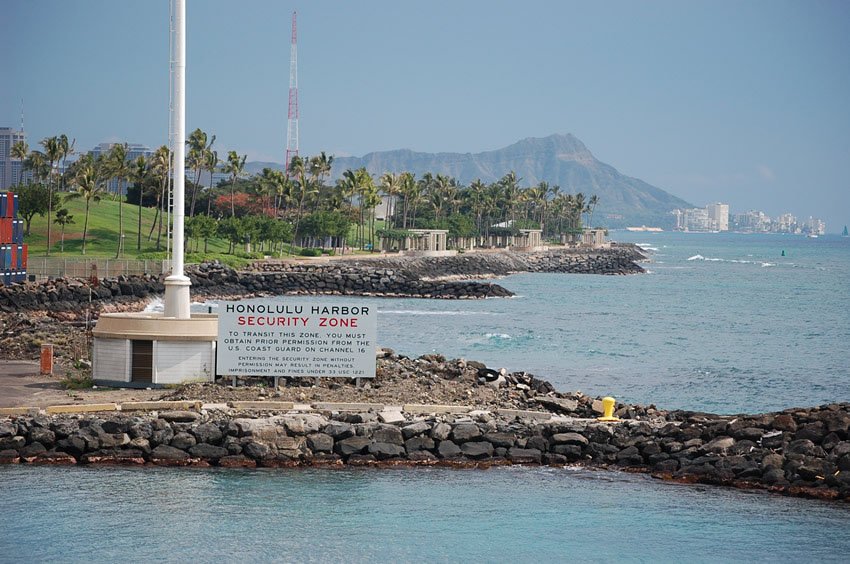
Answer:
xmin=216 ymin=299 xmax=377 ymax=378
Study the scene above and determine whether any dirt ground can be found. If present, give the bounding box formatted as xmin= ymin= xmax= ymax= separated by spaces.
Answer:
xmin=0 ymin=360 xmax=165 ymax=408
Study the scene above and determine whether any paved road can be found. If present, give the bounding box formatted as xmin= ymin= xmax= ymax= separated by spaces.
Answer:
xmin=0 ymin=361 xmax=63 ymax=408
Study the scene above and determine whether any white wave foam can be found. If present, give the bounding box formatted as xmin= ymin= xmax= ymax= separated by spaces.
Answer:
xmin=687 ymin=254 xmax=705 ymax=261
xmin=761 ymin=262 xmax=775 ymax=267
xmin=144 ymin=298 xmax=214 ymax=313
xmin=380 ymin=310 xmax=495 ymax=316
xmin=485 ymin=333 xmax=512 ymax=340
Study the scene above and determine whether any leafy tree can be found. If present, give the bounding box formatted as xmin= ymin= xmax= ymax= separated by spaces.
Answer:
xmin=299 ymin=210 xmax=350 ymax=248
xmin=53 ymin=208 xmax=74 ymax=253
xmin=186 ymin=214 xmax=217 ymax=253
xmin=16 ymin=182 xmax=49 ymax=235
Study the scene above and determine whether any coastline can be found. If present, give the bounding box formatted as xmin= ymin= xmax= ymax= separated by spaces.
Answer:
xmin=2 ymin=367 xmax=848 ymax=502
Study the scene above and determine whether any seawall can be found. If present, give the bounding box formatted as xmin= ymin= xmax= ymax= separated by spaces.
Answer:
xmin=0 ymin=247 xmax=646 ymax=313
xmin=2 ymin=398 xmax=848 ymax=502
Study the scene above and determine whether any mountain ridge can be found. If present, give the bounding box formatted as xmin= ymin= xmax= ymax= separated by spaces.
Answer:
xmin=245 ymin=133 xmax=691 ymax=227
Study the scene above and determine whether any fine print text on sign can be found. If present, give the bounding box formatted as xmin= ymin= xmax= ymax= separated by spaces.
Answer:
xmin=216 ymin=299 xmax=377 ymax=378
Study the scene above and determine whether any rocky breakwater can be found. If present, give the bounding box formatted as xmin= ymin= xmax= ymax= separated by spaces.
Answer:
xmin=233 ymin=264 xmax=514 ymax=299
xmin=255 ymin=247 xmax=646 ymax=281
xmin=2 ymin=400 xmax=848 ymax=501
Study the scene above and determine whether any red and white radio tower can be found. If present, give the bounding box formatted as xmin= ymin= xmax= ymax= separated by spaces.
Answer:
xmin=285 ymin=11 xmax=299 ymax=171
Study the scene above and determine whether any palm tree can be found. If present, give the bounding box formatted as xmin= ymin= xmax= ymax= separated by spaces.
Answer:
xmin=186 ymin=128 xmax=214 ymax=217
xmin=309 ymin=151 xmax=334 ymax=212
xmin=289 ymin=156 xmax=318 ymax=253
xmin=379 ymin=172 xmax=401 ymax=228
xmin=222 ymin=150 xmax=247 ymax=218
xmin=40 ymin=136 xmax=62 ymax=256
xmin=468 ymin=179 xmax=487 ymax=234
xmin=53 ymin=208 xmax=74 ymax=253
xmin=58 ymin=134 xmax=75 ymax=194
xmin=499 ymin=171 xmax=521 ymax=224
xmin=586 ymin=194 xmax=599 ymax=228
xmin=66 ymin=157 xmax=103 ymax=255
xmin=10 ymin=140 xmax=28 ymax=186
xmin=399 ymin=172 xmax=420 ymax=229
xmin=25 ymin=151 xmax=49 ymax=185
xmin=204 ymin=148 xmax=219 ymax=216
xmin=148 ymin=145 xmax=170 ymax=250
xmin=107 ymin=143 xmax=131 ymax=258
xmin=130 ymin=155 xmax=149 ymax=250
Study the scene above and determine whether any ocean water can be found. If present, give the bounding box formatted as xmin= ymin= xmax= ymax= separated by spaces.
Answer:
xmin=18 ymin=232 xmax=845 ymax=561
xmin=210 ymin=231 xmax=848 ymax=414
xmin=2 ymin=465 xmax=850 ymax=563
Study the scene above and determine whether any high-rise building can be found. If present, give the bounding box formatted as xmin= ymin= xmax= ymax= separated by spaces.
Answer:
xmin=706 ymin=203 xmax=729 ymax=231
xmin=0 ymin=127 xmax=27 ymax=190
xmin=89 ymin=142 xmax=154 ymax=193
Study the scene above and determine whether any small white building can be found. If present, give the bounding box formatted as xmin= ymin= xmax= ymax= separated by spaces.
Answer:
xmin=92 ymin=313 xmax=218 ymax=387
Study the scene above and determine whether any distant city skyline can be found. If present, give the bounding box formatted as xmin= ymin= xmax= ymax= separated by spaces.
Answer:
xmin=2 ymin=0 xmax=848 ymax=231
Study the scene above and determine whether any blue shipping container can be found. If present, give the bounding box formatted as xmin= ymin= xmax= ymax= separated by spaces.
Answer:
xmin=2 ymin=270 xmax=11 ymax=286
xmin=0 ymin=246 xmax=8 ymax=270
xmin=0 ymin=193 xmax=6 ymax=217
xmin=12 ymin=194 xmax=18 ymax=218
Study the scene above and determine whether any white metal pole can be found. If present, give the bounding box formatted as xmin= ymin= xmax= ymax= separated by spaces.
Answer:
xmin=163 ymin=0 xmax=191 ymax=318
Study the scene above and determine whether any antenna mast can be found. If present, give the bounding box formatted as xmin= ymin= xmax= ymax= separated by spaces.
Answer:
xmin=285 ymin=11 xmax=299 ymax=172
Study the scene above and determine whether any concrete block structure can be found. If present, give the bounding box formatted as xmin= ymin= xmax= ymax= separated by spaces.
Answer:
xmin=92 ymin=313 xmax=218 ymax=387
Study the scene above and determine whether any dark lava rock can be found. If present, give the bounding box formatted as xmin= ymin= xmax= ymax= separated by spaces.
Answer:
xmin=192 ymin=423 xmax=223 ymax=445
xmin=170 ymin=432 xmax=197 ymax=451
xmin=450 ymin=424 xmax=482 ymax=443
xmin=460 ymin=441 xmax=494 ymax=459
xmin=508 ymin=447 xmax=542 ymax=464
xmin=306 ymin=433 xmax=334 ymax=453
xmin=335 ymin=436 xmax=371 ymax=457
xmin=150 ymin=445 xmax=189 ymax=461
xmin=368 ymin=442 xmax=406 ymax=460
xmin=437 ymin=440 xmax=462 ymax=458
xmin=159 ymin=411 xmax=200 ymax=423
xmin=188 ymin=444 xmax=229 ymax=460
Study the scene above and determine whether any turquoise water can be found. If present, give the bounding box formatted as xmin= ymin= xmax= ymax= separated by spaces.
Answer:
xmin=2 ymin=465 xmax=850 ymax=563
xmin=13 ymin=232 xmax=843 ymax=561
xmin=251 ymin=232 xmax=850 ymax=413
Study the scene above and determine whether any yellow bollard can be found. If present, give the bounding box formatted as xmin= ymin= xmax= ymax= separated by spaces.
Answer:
xmin=597 ymin=396 xmax=620 ymax=422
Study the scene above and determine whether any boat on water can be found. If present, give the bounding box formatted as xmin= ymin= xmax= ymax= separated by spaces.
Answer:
xmin=626 ymin=226 xmax=663 ymax=232
xmin=843 ymin=225 xmax=848 ymax=237
xmin=807 ymin=233 xmax=819 ymax=239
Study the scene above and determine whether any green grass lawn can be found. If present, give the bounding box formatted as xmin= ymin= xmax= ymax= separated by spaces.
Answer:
xmin=24 ymin=195 xmax=171 ymax=257
xmin=21 ymin=195 xmax=387 ymax=261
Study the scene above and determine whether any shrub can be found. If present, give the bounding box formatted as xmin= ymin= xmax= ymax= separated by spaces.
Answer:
xmin=61 ymin=372 xmax=94 ymax=390
xmin=299 ymin=248 xmax=322 ymax=257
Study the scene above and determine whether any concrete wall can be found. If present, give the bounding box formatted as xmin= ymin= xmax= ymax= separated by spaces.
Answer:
xmin=155 ymin=341 xmax=215 ymax=384
xmin=93 ymin=338 xmax=130 ymax=383
xmin=93 ymin=337 xmax=215 ymax=385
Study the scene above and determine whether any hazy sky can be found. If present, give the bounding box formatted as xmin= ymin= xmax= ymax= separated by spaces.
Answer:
xmin=3 ymin=1 xmax=849 ymax=230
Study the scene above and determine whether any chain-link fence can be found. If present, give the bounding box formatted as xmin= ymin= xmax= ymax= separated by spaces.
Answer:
xmin=26 ymin=258 xmax=171 ymax=281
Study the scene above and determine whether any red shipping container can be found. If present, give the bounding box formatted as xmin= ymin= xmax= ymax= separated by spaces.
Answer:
xmin=0 ymin=218 xmax=11 ymax=243
xmin=9 ymin=246 xmax=16 ymax=271
xmin=4 ymin=192 xmax=11 ymax=218
xmin=21 ymin=244 xmax=28 ymax=269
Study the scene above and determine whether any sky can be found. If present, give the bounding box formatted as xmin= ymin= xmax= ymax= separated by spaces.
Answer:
xmin=3 ymin=0 xmax=849 ymax=231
